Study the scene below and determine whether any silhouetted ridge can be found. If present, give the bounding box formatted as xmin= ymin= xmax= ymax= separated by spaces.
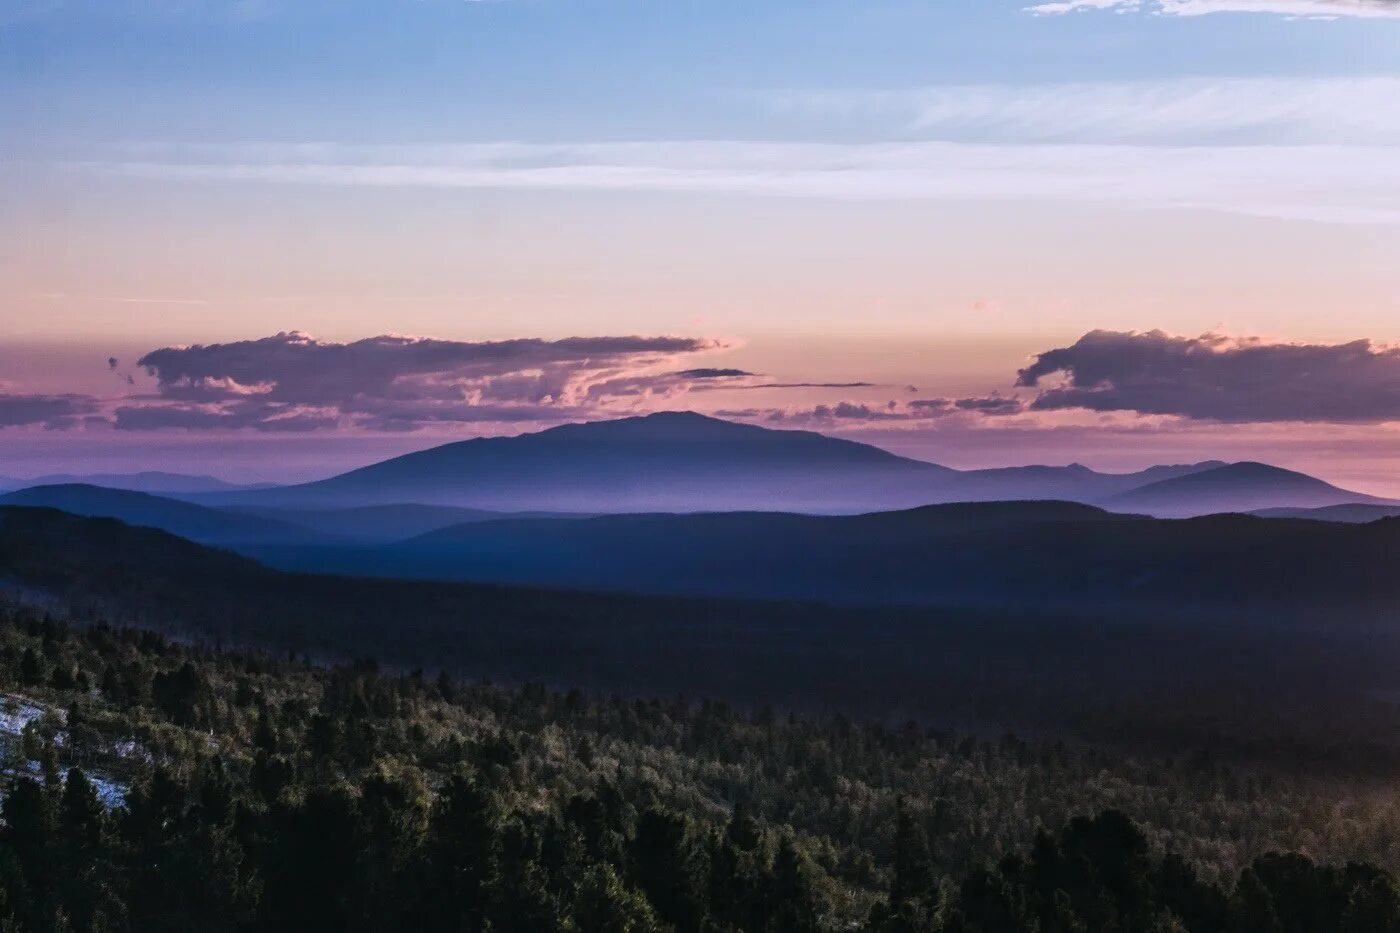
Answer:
xmin=17 ymin=500 xmax=1400 ymax=616
xmin=7 ymin=471 xmax=269 ymax=494
xmin=1253 ymin=504 xmax=1400 ymax=524
xmin=1107 ymin=461 xmax=1389 ymax=517
xmin=212 ymin=411 xmax=953 ymax=512
xmin=0 ymin=485 xmax=320 ymax=546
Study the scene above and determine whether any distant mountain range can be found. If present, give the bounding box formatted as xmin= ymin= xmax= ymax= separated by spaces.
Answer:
xmin=185 ymin=411 xmax=1389 ymax=517
xmin=12 ymin=462 xmax=1395 ymax=612
xmin=0 ymin=471 xmax=273 ymax=495
xmin=1252 ymin=504 xmax=1400 ymax=523
xmin=9 ymin=497 xmax=1400 ymax=619
xmin=222 ymin=504 xmax=591 ymax=544
xmin=7 ymin=414 xmax=1387 ymax=527
xmin=1104 ymin=461 xmax=1390 ymax=517
xmin=0 ymin=485 xmax=319 ymax=547
xmin=12 ymin=504 xmax=1400 ymax=740
xmin=244 ymin=500 xmax=1400 ymax=610
xmin=0 ymin=485 xmax=582 ymax=548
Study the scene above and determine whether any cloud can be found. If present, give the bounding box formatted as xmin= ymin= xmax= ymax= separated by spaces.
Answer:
xmin=753 ymin=381 xmax=880 ymax=389
xmin=81 ymin=138 xmax=1400 ymax=225
xmin=579 ymin=369 xmax=885 ymax=398
xmin=1028 ymin=0 xmax=1400 ymax=18
xmin=0 ymin=394 xmax=98 ymax=430
xmin=111 ymin=402 xmax=339 ymax=433
xmin=675 ymin=368 xmax=756 ymax=379
xmin=753 ymin=396 xmax=1028 ymax=427
xmin=767 ymin=78 xmax=1400 ymax=145
xmin=1017 ymin=329 xmax=1400 ymax=423
xmin=122 ymin=331 xmax=730 ymax=431
xmin=806 ymin=402 xmax=905 ymax=421
xmin=953 ymin=396 xmax=1027 ymax=416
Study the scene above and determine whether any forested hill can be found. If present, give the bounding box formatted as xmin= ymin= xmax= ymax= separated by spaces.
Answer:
xmin=6 ymin=505 xmax=1400 ymax=771
xmin=268 ymin=501 xmax=1400 ymax=613
xmin=3 ymin=604 xmax=1400 ymax=931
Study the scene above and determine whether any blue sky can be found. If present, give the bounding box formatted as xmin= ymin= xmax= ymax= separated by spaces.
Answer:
xmin=4 ymin=0 xmax=1395 ymax=146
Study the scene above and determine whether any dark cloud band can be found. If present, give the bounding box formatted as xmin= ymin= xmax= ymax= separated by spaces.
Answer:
xmin=0 ymin=394 xmax=98 ymax=430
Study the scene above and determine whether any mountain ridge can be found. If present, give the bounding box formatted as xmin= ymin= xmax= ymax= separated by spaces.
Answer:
xmin=195 ymin=411 xmax=1358 ymax=516
xmin=6 ymin=471 xmax=273 ymax=495
xmin=1107 ymin=461 xmax=1390 ymax=517
xmin=16 ymin=496 xmax=1400 ymax=617
xmin=0 ymin=484 xmax=326 ymax=546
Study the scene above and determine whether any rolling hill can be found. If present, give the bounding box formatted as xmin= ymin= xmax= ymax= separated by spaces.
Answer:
xmin=10 ymin=471 xmax=273 ymax=495
xmin=1252 ymin=504 xmax=1400 ymax=523
xmin=1104 ymin=462 xmax=1392 ymax=517
xmin=0 ymin=484 xmax=324 ymax=547
xmin=222 ymin=503 xmax=591 ymax=544
xmin=242 ymin=498 xmax=1400 ymax=613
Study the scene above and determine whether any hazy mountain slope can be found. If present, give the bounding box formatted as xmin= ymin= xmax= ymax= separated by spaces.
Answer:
xmin=222 ymin=503 xmax=591 ymax=544
xmin=1105 ymin=462 xmax=1392 ymax=517
xmin=948 ymin=461 xmax=1227 ymax=503
xmin=18 ymin=471 xmax=270 ymax=494
xmin=206 ymin=411 xmax=961 ymax=512
xmin=0 ymin=485 xmax=325 ymax=546
xmin=1252 ymin=504 xmax=1400 ymax=523
xmin=242 ymin=500 xmax=1400 ymax=613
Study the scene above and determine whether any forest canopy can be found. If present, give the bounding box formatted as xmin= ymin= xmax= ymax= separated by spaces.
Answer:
xmin=0 ymin=601 xmax=1399 ymax=931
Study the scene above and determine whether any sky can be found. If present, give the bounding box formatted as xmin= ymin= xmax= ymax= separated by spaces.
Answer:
xmin=3 ymin=0 xmax=1400 ymax=490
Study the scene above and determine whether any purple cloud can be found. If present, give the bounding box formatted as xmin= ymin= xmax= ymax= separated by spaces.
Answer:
xmin=954 ymin=396 xmax=1025 ymax=416
xmin=0 ymin=394 xmax=99 ymax=430
xmin=123 ymin=331 xmax=730 ymax=431
xmin=112 ymin=402 xmax=339 ymax=433
xmin=1018 ymin=329 xmax=1400 ymax=423
xmin=744 ymin=394 xmax=1029 ymax=427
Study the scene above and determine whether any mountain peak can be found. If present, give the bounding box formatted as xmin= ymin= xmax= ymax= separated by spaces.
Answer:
xmin=231 ymin=411 xmax=954 ymax=512
xmin=1181 ymin=462 xmax=1325 ymax=486
xmin=545 ymin=410 xmax=759 ymax=439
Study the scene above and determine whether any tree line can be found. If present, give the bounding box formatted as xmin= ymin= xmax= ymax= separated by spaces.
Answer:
xmin=1 ymin=605 xmax=1398 ymax=930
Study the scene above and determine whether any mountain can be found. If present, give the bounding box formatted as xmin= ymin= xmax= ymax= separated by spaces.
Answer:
xmin=206 ymin=411 xmax=961 ymax=513
xmin=9 ymin=471 xmax=273 ymax=495
xmin=221 ymin=503 xmax=591 ymax=544
xmin=951 ymin=460 xmax=1227 ymax=502
xmin=0 ymin=485 xmax=324 ymax=547
xmin=242 ymin=499 xmax=1400 ymax=613
xmin=1105 ymin=462 xmax=1393 ymax=518
xmin=199 ymin=411 xmax=1319 ymax=515
xmin=1253 ymin=504 xmax=1400 ymax=523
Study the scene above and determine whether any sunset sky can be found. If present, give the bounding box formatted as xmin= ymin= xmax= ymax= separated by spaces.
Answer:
xmin=3 ymin=0 xmax=1400 ymax=490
